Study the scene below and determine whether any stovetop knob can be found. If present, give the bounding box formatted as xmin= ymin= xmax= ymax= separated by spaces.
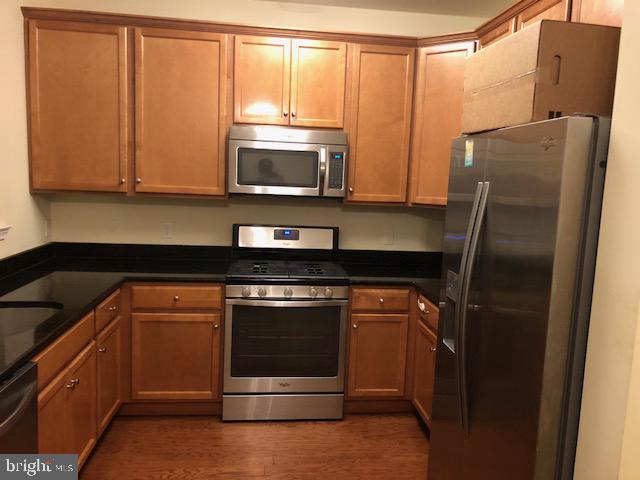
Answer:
xmin=309 ymin=287 xmax=318 ymax=298
xmin=258 ymin=287 xmax=267 ymax=298
xmin=324 ymin=287 xmax=334 ymax=299
xmin=241 ymin=287 xmax=251 ymax=298
xmin=284 ymin=287 xmax=293 ymax=298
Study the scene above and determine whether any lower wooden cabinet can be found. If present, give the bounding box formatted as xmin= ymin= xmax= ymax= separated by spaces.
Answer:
xmin=412 ymin=319 xmax=438 ymax=426
xmin=131 ymin=313 xmax=221 ymax=400
xmin=38 ymin=341 xmax=97 ymax=468
xmin=347 ymin=313 xmax=409 ymax=397
xmin=97 ymin=317 xmax=122 ymax=433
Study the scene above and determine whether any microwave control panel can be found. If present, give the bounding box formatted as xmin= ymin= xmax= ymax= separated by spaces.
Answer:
xmin=327 ymin=152 xmax=345 ymax=190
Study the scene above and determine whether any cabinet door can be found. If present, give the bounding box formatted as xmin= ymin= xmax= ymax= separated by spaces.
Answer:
xmin=135 ymin=28 xmax=228 ymax=195
xmin=571 ymin=0 xmax=623 ymax=27
xmin=234 ymin=36 xmax=291 ymax=125
xmin=516 ymin=0 xmax=570 ymax=29
xmin=131 ymin=313 xmax=221 ymax=400
xmin=409 ymin=43 xmax=474 ymax=206
xmin=38 ymin=371 xmax=68 ymax=454
xmin=412 ymin=320 xmax=437 ymax=426
xmin=27 ymin=20 xmax=128 ymax=192
xmin=290 ymin=40 xmax=346 ymax=128
xmin=347 ymin=313 xmax=409 ymax=397
xmin=65 ymin=342 xmax=97 ymax=468
xmin=478 ymin=19 xmax=515 ymax=48
xmin=97 ymin=317 xmax=122 ymax=434
xmin=347 ymin=45 xmax=415 ymax=203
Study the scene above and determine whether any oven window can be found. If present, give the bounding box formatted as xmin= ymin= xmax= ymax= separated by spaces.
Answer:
xmin=237 ymin=148 xmax=319 ymax=188
xmin=231 ymin=305 xmax=341 ymax=377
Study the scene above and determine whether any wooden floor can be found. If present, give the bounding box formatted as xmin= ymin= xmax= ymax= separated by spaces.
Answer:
xmin=81 ymin=414 xmax=429 ymax=479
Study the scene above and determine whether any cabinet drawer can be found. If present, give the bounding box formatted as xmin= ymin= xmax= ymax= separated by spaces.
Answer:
xmin=33 ymin=311 xmax=95 ymax=391
xmin=95 ymin=289 xmax=121 ymax=333
xmin=417 ymin=294 xmax=439 ymax=333
xmin=131 ymin=284 xmax=223 ymax=310
xmin=351 ymin=288 xmax=410 ymax=312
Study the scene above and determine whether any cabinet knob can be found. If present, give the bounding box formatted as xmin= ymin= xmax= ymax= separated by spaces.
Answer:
xmin=283 ymin=112 xmax=289 ymax=117
xmin=352 ymin=324 xmax=358 ymax=329
xmin=98 ymin=347 xmax=107 ymax=353
xmin=74 ymin=377 xmax=80 ymax=385
xmin=291 ymin=112 xmax=296 ymax=117
xmin=173 ymin=295 xmax=180 ymax=302
xmin=136 ymin=178 xmax=142 ymax=184
xmin=120 ymin=178 xmax=126 ymax=184
xmin=108 ymin=306 xmax=118 ymax=312
xmin=379 ymin=298 xmax=384 ymax=304
xmin=430 ymin=347 xmax=437 ymax=353
xmin=213 ymin=324 xmax=219 ymax=329
xmin=349 ymin=187 xmax=354 ymax=193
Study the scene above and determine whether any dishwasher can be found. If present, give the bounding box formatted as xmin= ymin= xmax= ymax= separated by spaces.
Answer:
xmin=0 ymin=362 xmax=37 ymax=453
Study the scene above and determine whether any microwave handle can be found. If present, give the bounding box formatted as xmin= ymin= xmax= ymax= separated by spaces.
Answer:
xmin=319 ymin=147 xmax=327 ymax=196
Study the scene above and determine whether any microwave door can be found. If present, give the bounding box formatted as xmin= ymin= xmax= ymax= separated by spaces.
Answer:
xmin=228 ymin=140 xmax=322 ymax=196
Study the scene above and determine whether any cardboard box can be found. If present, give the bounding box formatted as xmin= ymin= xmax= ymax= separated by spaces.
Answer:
xmin=462 ymin=20 xmax=620 ymax=134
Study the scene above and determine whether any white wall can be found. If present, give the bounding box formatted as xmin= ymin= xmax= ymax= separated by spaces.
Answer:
xmin=574 ymin=4 xmax=640 ymax=479
xmin=0 ymin=0 xmax=484 ymax=260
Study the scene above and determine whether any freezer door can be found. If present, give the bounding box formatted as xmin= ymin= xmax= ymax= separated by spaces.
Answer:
xmin=460 ymin=117 xmax=598 ymax=480
xmin=428 ymin=136 xmax=487 ymax=480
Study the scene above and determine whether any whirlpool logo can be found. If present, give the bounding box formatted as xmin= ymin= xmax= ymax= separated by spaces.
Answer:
xmin=1 ymin=455 xmax=77 ymax=479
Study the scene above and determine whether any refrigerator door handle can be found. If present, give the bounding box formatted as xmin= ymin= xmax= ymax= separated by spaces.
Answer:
xmin=452 ymin=181 xmax=484 ymax=428
xmin=458 ymin=180 xmax=490 ymax=435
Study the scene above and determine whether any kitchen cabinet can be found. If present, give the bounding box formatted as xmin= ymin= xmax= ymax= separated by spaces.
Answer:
xmin=478 ymin=19 xmax=516 ymax=48
xmin=27 ymin=20 xmax=129 ymax=192
xmin=135 ymin=28 xmax=228 ymax=195
xmin=97 ymin=317 xmax=122 ymax=434
xmin=412 ymin=317 xmax=438 ymax=427
xmin=515 ymin=0 xmax=571 ymax=29
xmin=346 ymin=44 xmax=415 ymax=203
xmin=234 ymin=36 xmax=346 ymax=128
xmin=409 ymin=42 xmax=474 ymax=206
xmin=571 ymin=0 xmax=623 ymax=27
xmin=38 ymin=342 xmax=97 ymax=468
xmin=347 ymin=313 xmax=409 ymax=397
xmin=131 ymin=313 xmax=222 ymax=400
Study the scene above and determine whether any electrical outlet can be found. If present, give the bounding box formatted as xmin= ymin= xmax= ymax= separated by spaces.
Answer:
xmin=161 ymin=223 xmax=173 ymax=239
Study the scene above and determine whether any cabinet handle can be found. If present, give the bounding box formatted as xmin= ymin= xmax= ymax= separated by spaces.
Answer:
xmin=352 ymin=324 xmax=358 ymax=329
xmin=98 ymin=347 xmax=107 ymax=353
xmin=430 ymin=347 xmax=437 ymax=353
xmin=173 ymin=295 xmax=180 ymax=302
xmin=65 ymin=381 xmax=75 ymax=389
xmin=136 ymin=178 xmax=142 ymax=184
xmin=74 ymin=377 xmax=80 ymax=385
xmin=379 ymin=298 xmax=384 ymax=304
xmin=108 ymin=306 xmax=118 ymax=312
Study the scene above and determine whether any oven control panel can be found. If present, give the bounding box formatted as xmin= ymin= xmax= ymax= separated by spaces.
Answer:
xmin=327 ymin=152 xmax=345 ymax=190
xmin=226 ymin=285 xmax=349 ymax=300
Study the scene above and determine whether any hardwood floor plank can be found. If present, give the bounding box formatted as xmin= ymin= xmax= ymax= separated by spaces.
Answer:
xmin=81 ymin=414 xmax=428 ymax=479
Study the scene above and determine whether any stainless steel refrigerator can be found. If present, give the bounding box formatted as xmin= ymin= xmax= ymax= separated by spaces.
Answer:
xmin=428 ymin=116 xmax=610 ymax=480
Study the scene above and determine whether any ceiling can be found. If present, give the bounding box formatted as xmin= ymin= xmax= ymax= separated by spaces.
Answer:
xmin=263 ymin=0 xmax=515 ymax=18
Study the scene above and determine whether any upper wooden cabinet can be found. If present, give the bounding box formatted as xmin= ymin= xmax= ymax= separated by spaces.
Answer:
xmin=234 ymin=35 xmax=346 ymax=128
xmin=409 ymin=42 xmax=474 ymax=206
xmin=135 ymin=28 xmax=228 ymax=195
xmin=571 ymin=0 xmax=623 ymax=27
xmin=516 ymin=0 xmax=570 ymax=29
xmin=478 ymin=19 xmax=516 ymax=48
xmin=290 ymin=39 xmax=346 ymax=128
xmin=27 ymin=20 xmax=128 ymax=192
xmin=346 ymin=44 xmax=415 ymax=203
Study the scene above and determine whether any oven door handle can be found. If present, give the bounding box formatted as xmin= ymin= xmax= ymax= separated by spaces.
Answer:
xmin=226 ymin=299 xmax=348 ymax=308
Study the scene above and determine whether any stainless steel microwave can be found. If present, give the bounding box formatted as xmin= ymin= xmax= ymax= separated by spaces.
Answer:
xmin=228 ymin=125 xmax=348 ymax=197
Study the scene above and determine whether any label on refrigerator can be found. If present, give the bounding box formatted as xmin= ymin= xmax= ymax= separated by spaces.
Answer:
xmin=465 ymin=140 xmax=474 ymax=167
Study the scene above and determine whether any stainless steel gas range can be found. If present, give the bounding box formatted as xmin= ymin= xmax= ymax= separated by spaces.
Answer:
xmin=223 ymin=224 xmax=349 ymax=421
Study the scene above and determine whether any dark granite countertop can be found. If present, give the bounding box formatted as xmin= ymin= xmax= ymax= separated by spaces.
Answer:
xmin=0 ymin=247 xmax=442 ymax=384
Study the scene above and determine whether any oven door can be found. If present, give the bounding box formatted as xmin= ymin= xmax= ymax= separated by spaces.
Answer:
xmin=224 ymin=299 xmax=347 ymax=393
xmin=228 ymin=140 xmax=326 ymax=196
